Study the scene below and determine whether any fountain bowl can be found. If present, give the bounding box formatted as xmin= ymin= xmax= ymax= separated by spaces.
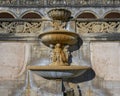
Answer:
xmin=39 ymin=30 xmax=79 ymax=47
xmin=47 ymin=8 xmax=71 ymax=21
xmin=27 ymin=65 xmax=90 ymax=79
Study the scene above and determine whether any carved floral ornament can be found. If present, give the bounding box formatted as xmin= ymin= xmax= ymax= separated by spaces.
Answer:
xmin=0 ymin=21 xmax=120 ymax=34
xmin=0 ymin=21 xmax=66 ymax=34
xmin=76 ymin=21 xmax=120 ymax=33
xmin=0 ymin=21 xmax=42 ymax=33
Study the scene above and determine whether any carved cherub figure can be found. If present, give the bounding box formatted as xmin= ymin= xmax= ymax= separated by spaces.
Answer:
xmin=63 ymin=45 xmax=70 ymax=62
xmin=52 ymin=44 xmax=66 ymax=63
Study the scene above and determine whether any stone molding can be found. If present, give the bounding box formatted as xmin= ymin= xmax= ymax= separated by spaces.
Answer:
xmin=0 ymin=0 xmax=120 ymax=7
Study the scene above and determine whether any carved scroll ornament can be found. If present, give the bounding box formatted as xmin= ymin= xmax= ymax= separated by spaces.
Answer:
xmin=0 ymin=21 xmax=42 ymax=33
xmin=77 ymin=21 xmax=120 ymax=33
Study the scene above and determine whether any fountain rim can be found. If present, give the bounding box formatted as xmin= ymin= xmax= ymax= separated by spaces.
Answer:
xmin=27 ymin=65 xmax=90 ymax=71
xmin=47 ymin=8 xmax=72 ymax=21
xmin=39 ymin=30 xmax=79 ymax=39
xmin=47 ymin=8 xmax=71 ymax=14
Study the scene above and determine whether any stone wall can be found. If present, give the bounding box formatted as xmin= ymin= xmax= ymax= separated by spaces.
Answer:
xmin=0 ymin=39 xmax=119 ymax=96
xmin=0 ymin=6 xmax=119 ymax=96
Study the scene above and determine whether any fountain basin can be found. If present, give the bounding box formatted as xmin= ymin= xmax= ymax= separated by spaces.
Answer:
xmin=28 ymin=66 xmax=90 ymax=79
xmin=47 ymin=8 xmax=71 ymax=21
xmin=39 ymin=30 xmax=79 ymax=46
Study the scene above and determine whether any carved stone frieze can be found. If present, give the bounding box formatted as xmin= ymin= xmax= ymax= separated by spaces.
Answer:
xmin=0 ymin=21 xmax=42 ymax=33
xmin=0 ymin=0 xmax=119 ymax=6
xmin=0 ymin=21 xmax=120 ymax=34
xmin=77 ymin=21 xmax=120 ymax=33
xmin=0 ymin=0 xmax=16 ymax=5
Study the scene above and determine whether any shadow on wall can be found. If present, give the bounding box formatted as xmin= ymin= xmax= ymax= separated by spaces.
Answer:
xmin=94 ymin=33 xmax=120 ymax=41
xmin=62 ymin=68 xmax=95 ymax=96
xmin=69 ymin=35 xmax=83 ymax=52
xmin=68 ymin=36 xmax=83 ymax=64
xmin=64 ymin=68 xmax=95 ymax=83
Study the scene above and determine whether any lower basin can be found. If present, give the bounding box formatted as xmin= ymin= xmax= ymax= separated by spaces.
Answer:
xmin=27 ymin=66 xmax=90 ymax=79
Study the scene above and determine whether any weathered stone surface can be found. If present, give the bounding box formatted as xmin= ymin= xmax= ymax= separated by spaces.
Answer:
xmin=90 ymin=42 xmax=120 ymax=80
xmin=0 ymin=42 xmax=27 ymax=80
xmin=0 ymin=89 xmax=9 ymax=96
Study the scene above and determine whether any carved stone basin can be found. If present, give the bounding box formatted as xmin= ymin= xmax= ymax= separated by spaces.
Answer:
xmin=28 ymin=66 xmax=90 ymax=79
xmin=39 ymin=30 xmax=79 ymax=47
xmin=47 ymin=8 xmax=71 ymax=21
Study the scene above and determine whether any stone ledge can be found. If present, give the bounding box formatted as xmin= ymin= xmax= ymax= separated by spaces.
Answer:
xmin=80 ymin=33 xmax=120 ymax=41
xmin=0 ymin=33 xmax=38 ymax=42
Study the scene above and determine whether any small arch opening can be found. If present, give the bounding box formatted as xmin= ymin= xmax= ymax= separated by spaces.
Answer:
xmin=104 ymin=12 xmax=120 ymax=18
xmin=77 ymin=12 xmax=97 ymax=18
xmin=22 ymin=12 xmax=41 ymax=19
xmin=0 ymin=12 xmax=14 ymax=18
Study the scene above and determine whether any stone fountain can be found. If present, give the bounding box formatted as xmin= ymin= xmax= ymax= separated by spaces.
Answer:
xmin=28 ymin=8 xmax=90 ymax=95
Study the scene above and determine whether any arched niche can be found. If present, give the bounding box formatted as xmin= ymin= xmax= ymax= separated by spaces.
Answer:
xmin=104 ymin=12 xmax=120 ymax=18
xmin=77 ymin=12 xmax=97 ymax=18
xmin=22 ymin=12 xmax=41 ymax=19
xmin=0 ymin=12 xmax=15 ymax=18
